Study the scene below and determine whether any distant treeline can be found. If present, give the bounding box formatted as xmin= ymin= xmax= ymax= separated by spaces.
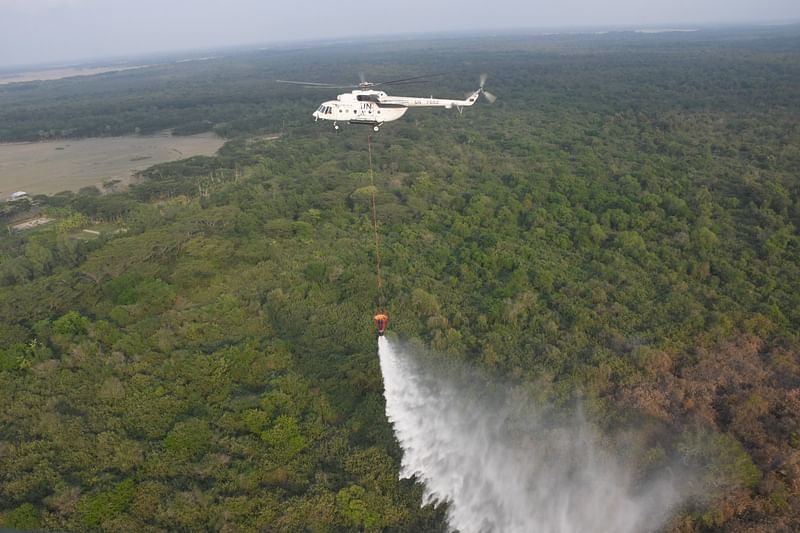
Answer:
xmin=1 ymin=26 xmax=799 ymax=142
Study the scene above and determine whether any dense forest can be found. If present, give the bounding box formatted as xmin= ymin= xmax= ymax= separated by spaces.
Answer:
xmin=1 ymin=26 xmax=800 ymax=531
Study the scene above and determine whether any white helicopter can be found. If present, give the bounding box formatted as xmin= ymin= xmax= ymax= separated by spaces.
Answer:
xmin=277 ymin=74 xmax=496 ymax=131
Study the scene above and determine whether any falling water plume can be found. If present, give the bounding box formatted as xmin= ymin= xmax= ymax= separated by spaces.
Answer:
xmin=378 ymin=337 xmax=686 ymax=533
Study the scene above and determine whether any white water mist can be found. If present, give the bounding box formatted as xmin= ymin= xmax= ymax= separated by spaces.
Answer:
xmin=378 ymin=337 xmax=684 ymax=533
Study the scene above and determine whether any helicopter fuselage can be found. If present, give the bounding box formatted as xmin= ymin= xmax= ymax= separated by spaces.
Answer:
xmin=313 ymin=88 xmax=481 ymax=130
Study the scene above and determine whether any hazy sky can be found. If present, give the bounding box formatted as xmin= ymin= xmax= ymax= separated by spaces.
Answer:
xmin=1 ymin=0 xmax=798 ymax=68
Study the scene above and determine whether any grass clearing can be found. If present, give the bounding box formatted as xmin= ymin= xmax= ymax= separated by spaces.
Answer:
xmin=0 ymin=65 xmax=147 ymax=86
xmin=0 ymin=132 xmax=224 ymax=198
xmin=10 ymin=217 xmax=53 ymax=231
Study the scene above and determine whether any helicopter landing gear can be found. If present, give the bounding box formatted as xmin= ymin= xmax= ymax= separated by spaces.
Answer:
xmin=373 ymin=124 xmax=381 ymax=132
xmin=334 ymin=122 xmax=339 ymax=131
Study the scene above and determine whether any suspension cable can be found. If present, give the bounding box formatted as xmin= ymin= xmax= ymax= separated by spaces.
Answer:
xmin=367 ymin=134 xmax=384 ymax=307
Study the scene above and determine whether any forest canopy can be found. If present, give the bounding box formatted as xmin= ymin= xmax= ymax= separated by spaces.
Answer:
xmin=1 ymin=27 xmax=799 ymax=531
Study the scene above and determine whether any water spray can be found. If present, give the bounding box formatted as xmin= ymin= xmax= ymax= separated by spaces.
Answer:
xmin=378 ymin=337 xmax=685 ymax=533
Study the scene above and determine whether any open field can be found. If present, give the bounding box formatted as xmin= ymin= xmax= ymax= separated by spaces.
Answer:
xmin=10 ymin=216 xmax=52 ymax=231
xmin=0 ymin=65 xmax=147 ymax=86
xmin=0 ymin=132 xmax=224 ymax=198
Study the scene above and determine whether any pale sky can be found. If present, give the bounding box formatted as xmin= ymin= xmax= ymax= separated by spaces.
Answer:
xmin=1 ymin=0 xmax=798 ymax=68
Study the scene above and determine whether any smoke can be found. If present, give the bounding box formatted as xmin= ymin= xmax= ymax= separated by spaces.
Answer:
xmin=378 ymin=337 xmax=686 ymax=533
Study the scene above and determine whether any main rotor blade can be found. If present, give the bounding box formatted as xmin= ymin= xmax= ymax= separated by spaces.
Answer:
xmin=276 ymin=80 xmax=360 ymax=89
xmin=306 ymin=85 xmax=361 ymax=89
xmin=379 ymin=79 xmax=433 ymax=87
xmin=375 ymin=73 xmax=445 ymax=86
xmin=276 ymin=79 xmax=339 ymax=86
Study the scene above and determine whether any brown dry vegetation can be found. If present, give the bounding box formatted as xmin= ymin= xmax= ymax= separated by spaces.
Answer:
xmin=617 ymin=336 xmax=800 ymax=531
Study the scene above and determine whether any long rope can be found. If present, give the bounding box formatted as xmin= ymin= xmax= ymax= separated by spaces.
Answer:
xmin=367 ymin=134 xmax=384 ymax=307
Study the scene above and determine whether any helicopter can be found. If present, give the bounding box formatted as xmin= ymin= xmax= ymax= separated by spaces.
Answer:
xmin=277 ymin=74 xmax=496 ymax=131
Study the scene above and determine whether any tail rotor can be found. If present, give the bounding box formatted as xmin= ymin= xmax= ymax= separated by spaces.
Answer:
xmin=479 ymin=73 xmax=498 ymax=104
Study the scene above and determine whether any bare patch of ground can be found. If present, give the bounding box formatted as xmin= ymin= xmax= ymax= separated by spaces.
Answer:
xmin=0 ymin=132 xmax=225 ymax=198
xmin=254 ymin=134 xmax=282 ymax=141
xmin=11 ymin=217 xmax=52 ymax=231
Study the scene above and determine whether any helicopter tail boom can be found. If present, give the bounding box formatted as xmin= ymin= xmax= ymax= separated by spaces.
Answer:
xmin=378 ymin=89 xmax=481 ymax=108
